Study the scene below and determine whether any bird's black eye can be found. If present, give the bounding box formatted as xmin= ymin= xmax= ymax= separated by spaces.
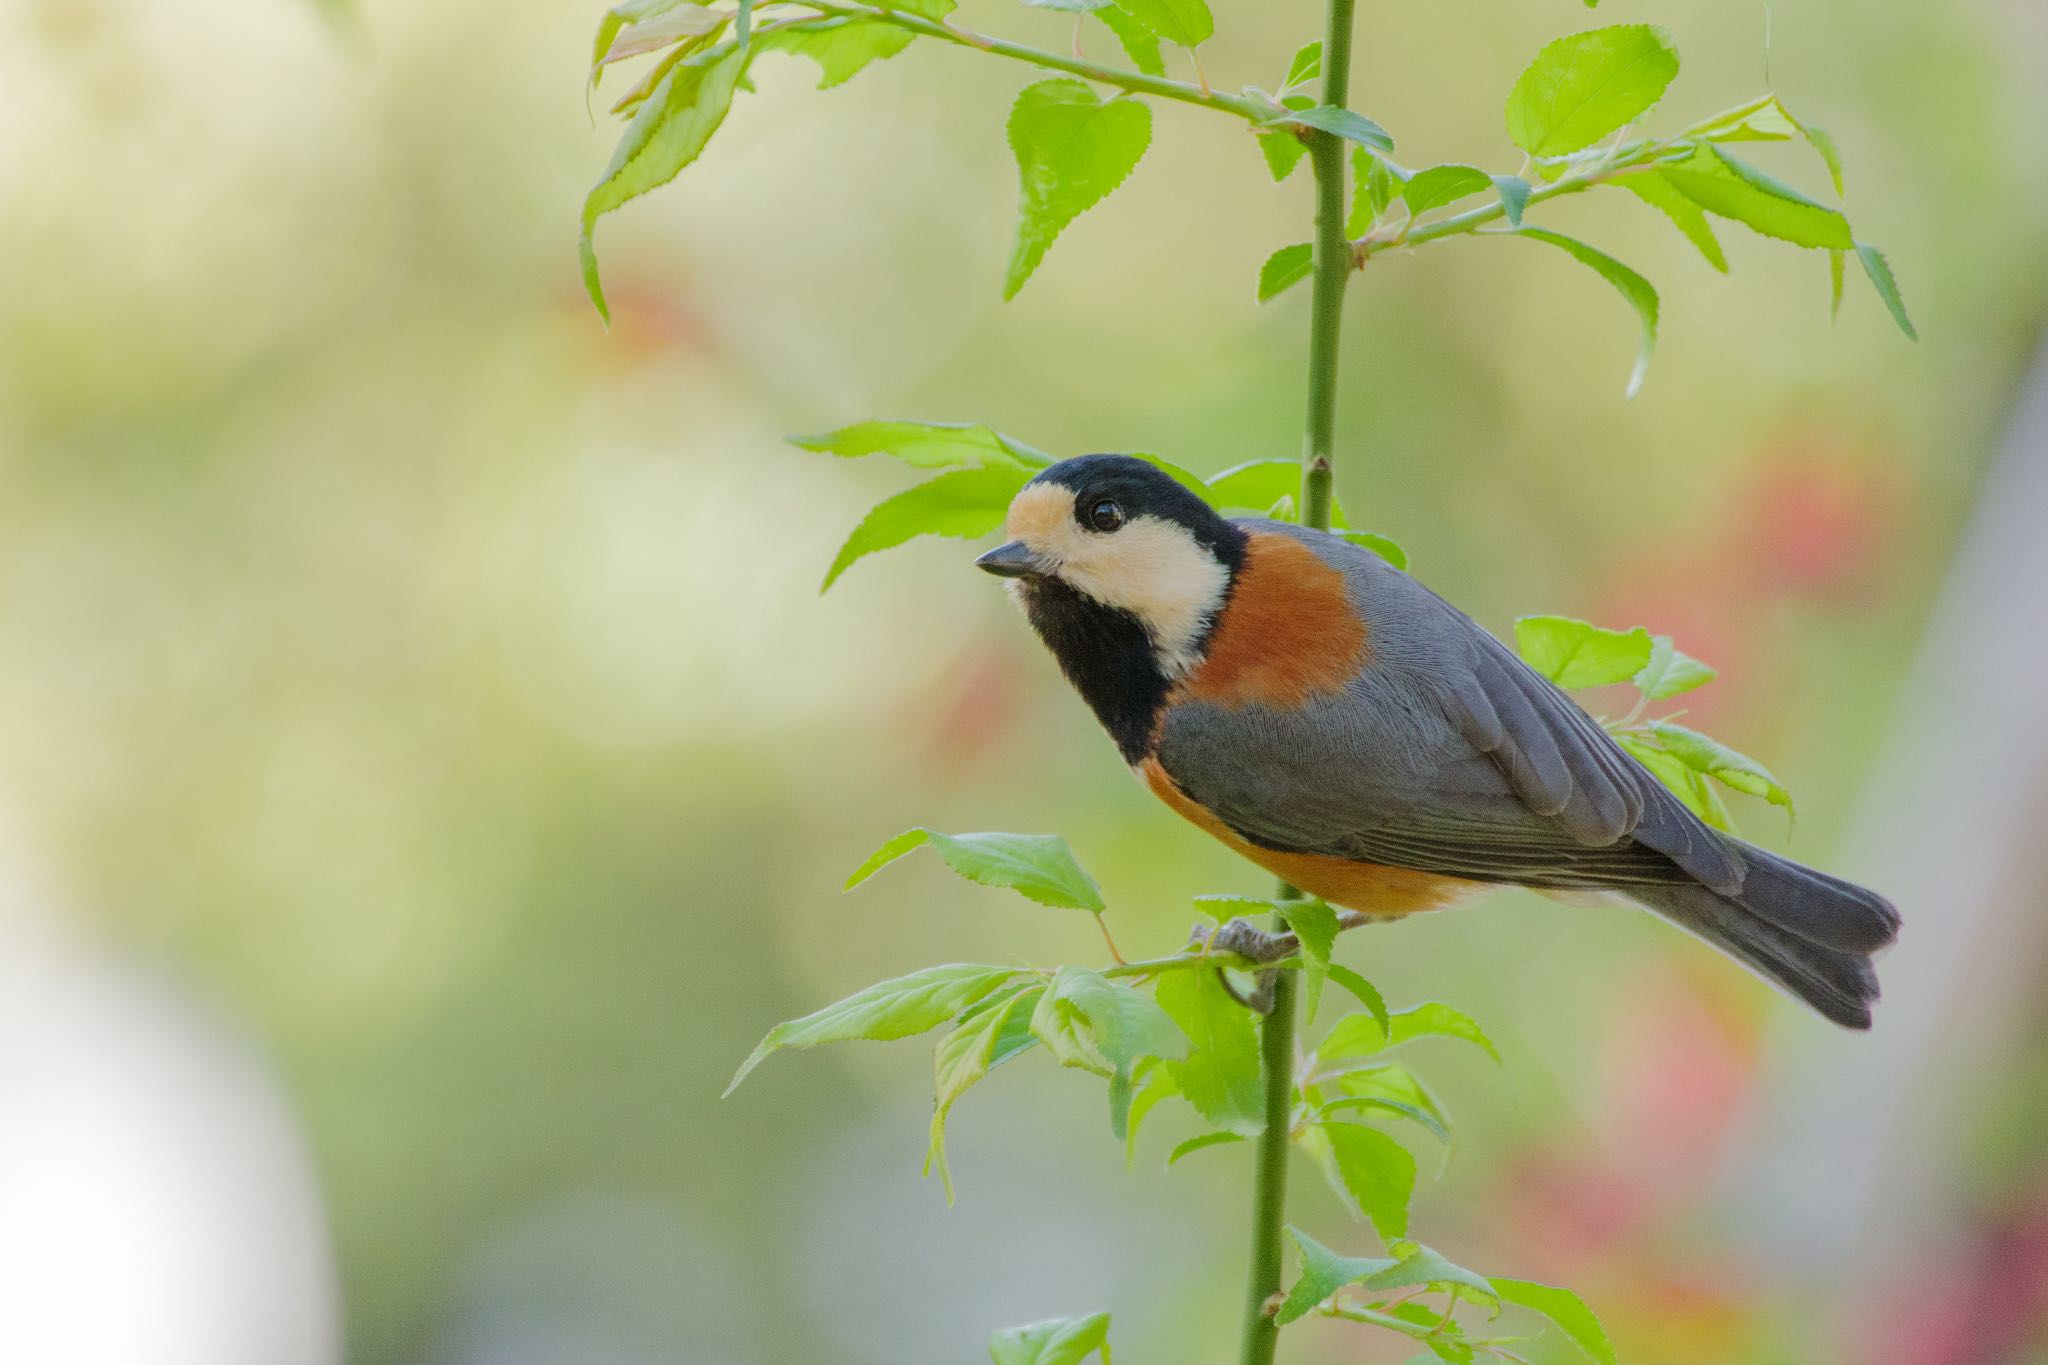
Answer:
xmin=1088 ymin=498 xmax=1125 ymax=533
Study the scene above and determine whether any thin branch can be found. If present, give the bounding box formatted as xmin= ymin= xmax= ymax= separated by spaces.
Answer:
xmin=799 ymin=1 xmax=1267 ymax=121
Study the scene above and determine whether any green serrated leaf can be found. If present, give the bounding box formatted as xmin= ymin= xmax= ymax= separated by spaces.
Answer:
xmin=1124 ymin=1061 xmax=1179 ymax=1161
xmin=1513 ymin=227 xmax=1658 ymax=398
xmin=1855 ymin=242 xmax=1918 ymax=341
xmin=1633 ymin=634 xmax=1717 ymax=699
xmin=1324 ymin=963 xmax=1391 ymax=1037
xmin=989 ymin=1312 xmax=1112 ymax=1365
xmin=1203 ymin=460 xmax=1350 ymax=527
xmin=1094 ymin=6 xmax=1165 ymax=76
xmin=1830 ymin=249 xmax=1846 ymax=320
xmin=758 ymin=17 xmax=916 ymax=88
xmin=1130 ymin=453 xmax=1217 ymax=501
xmin=1316 ymin=1095 xmax=1452 ymax=1146
xmin=1402 ymin=164 xmax=1492 ymax=216
xmin=1506 ymin=24 xmax=1680 ymax=157
xmin=791 ymin=419 xmax=1050 ymax=469
xmin=1319 ymin=1001 xmax=1502 ymax=1066
xmin=928 ymin=984 xmax=1044 ymax=1200
xmin=1258 ymin=130 xmax=1310 ymax=182
xmin=1322 ymin=1122 xmax=1418 ymax=1239
xmin=1364 ymin=1244 xmax=1497 ymax=1300
xmin=1514 ymin=615 xmax=1654 ymax=688
xmin=1660 ymin=145 xmax=1853 ymax=250
xmin=1154 ymin=968 xmax=1264 ymax=1135
xmin=1037 ymin=967 xmax=1189 ymax=1138
xmin=1648 ymin=720 xmax=1795 ymax=811
xmin=1279 ymin=105 xmax=1394 ymax=152
xmin=1275 ymin=899 xmax=1338 ymax=1023
xmin=1166 ymin=1131 xmax=1246 ymax=1165
xmin=822 ymin=466 xmax=1030 ymax=589
xmin=1257 ymin=243 xmax=1315 ymax=302
xmin=1284 ymin=40 xmax=1322 ymax=89
xmin=1192 ymin=893 xmax=1285 ymax=924
xmin=1617 ymin=733 xmax=1735 ymax=832
xmin=844 ymin=827 xmax=1106 ymax=910
xmin=1111 ymin=0 xmax=1212 ymax=48
xmin=1276 ymin=1227 xmax=1400 ymax=1325
xmin=1335 ymin=1064 xmax=1456 ymax=1142
xmin=1492 ymin=1279 xmax=1617 ymax=1365
xmin=1621 ymin=170 xmax=1728 ymax=273
xmin=1004 ymin=80 xmax=1153 ymax=299
xmin=726 ymin=964 xmax=1023 ymax=1095
xmin=1331 ymin=529 xmax=1409 ymax=571
xmin=1493 ymin=175 xmax=1532 ymax=228
xmin=1347 ymin=147 xmax=1405 ymax=235
xmin=1802 ymin=121 xmax=1846 ymax=196
xmin=581 ymin=44 xmax=750 ymax=322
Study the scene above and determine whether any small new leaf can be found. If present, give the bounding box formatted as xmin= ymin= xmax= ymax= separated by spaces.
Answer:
xmin=1037 ymin=967 xmax=1189 ymax=1137
xmin=1493 ymin=175 xmax=1532 ymax=228
xmin=1005 ymin=80 xmax=1153 ymax=299
xmin=1506 ymin=24 xmax=1680 ymax=157
xmin=1258 ymin=243 xmax=1315 ymax=302
xmin=1648 ymin=721 xmax=1795 ymax=812
xmin=1284 ymin=40 xmax=1322 ymax=90
xmin=1278 ymin=105 xmax=1395 ymax=152
xmin=1856 ymin=242 xmax=1918 ymax=341
xmin=1094 ymin=6 xmax=1165 ymax=76
xmin=1514 ymin=615 xmax=1655 ymax=689
xmin=988 ymin=1312 xmax=1113 ymax=1365
xmin=1324 ymin=963 xmax=1391 ymax=1037
xmin=791 ymin=419 xmax=1051 ymax=470
xmin=726 ymin=964 xmax=1023 ymax=1094
xmin=822 ymin=466 xmax=1031 ymax=589
xmin=581 ymin=45 xmax=750 ymax=321
xmin=1401 ymin=164 xmax=1492 ymax=216
xmin=1111 ymin=0 xmax=1213 ymax=49
xmin=1155 ymin=968 xmax=1264 ymax=1134
xmin=1660 ymin=145 xmax=1853 ymax=250
xmin=1166 ymin=1131 xmax=1246 ymax=1165
xmin=928 ymin=985 xmax=1043 ymax=1200
xmin=1622 ymin=171 xmax=1728 ymax=273
xmin=1319 ymin=1001 xmax=1503 ymax=1066
xmin=1491 ymin=1279 xmax=1618 ymax=1365
xmin=1321 ymin=1122 xmax=1418 ymax=1239
xmin=1274 ymin=898 xmax=1339 ymax=1023
xmin=1633 ymin=634 xmax=1717 ymax=699
xmin=1618 ymin=734 xmax=1734 ymax=832
xmin=759 ymin=18 xmax=916 ymax=89
xmin=1515 ymin=228 xmax=1659 ymax=398
xmin=1363 ymin=1243 xmax=1497 ymax=1300
xmin=1332 ymin=529 xmax=1409 ymax=571
xmin=844 ymin=827 xmax=1107 ymax=911
xmin=1276 ymin=1226 xmax=1398 ymax=1325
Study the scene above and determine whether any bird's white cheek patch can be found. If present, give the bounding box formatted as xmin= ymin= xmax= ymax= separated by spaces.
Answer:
xmin=1001 ymin=484 xmax=1229 ymax=677
xmin=1059 ymin=517 xmax=1229 ymax=678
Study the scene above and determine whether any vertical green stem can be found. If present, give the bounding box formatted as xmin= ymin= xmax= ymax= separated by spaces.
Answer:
xmin=1241 ymin=3 xmax=1357 ymax=1362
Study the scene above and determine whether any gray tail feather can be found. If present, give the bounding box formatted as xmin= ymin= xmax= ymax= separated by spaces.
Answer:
xmin=1635 ymin=845 xmax=1899 ymax=1030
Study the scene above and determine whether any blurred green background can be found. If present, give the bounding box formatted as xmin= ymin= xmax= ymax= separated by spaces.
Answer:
xmin=1 ymin=0 xmax=2046 ymax=1362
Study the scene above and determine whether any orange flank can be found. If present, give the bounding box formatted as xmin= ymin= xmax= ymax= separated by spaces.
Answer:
xmin=1138 ymin=758 xmax=1480 ymax=919
xmin=1174 ymin=531 xmax=1367 ymax=709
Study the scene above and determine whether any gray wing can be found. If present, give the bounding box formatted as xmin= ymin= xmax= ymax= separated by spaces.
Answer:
xmin=1154 ymin=522 xmax=1744 ymax=895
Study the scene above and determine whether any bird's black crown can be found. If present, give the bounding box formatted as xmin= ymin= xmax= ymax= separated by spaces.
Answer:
xmin=1029 ymin=454 xmax=1246 ymax=569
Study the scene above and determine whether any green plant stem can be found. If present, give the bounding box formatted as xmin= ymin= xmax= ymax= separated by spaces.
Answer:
xmin=1360 ymin=156 xmax=1660 ymax=258
xmin=1243 ymin=5 xmax=1358 ymax=1363
xmin=801 ymin=2 xmax=1267 ymax=121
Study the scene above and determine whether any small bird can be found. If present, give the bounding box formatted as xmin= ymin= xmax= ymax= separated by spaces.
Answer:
xmin=976 ymin=455 xmax=1899 ymax=1028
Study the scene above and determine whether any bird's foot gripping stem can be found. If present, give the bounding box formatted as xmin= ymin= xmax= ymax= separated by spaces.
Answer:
xmin=1188 ymin=917 xmax=1296 ymax=1015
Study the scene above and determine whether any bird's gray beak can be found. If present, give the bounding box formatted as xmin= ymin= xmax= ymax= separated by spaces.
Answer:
xmin=975 ymin=540 xmax=1048 ymax=580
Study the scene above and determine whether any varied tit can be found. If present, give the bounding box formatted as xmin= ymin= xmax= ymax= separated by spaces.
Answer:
xmin=976 ymin=454 xmax=1899 ymax=1029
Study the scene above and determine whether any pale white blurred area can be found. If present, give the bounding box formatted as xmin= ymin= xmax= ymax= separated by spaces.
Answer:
xmin=0 ymin=825 xmax=341 ymax=1365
